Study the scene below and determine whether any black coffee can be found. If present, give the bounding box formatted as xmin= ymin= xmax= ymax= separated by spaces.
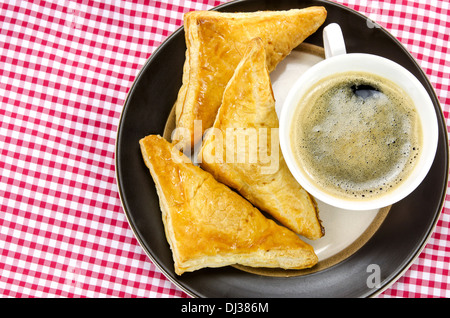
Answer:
xmin=291 ymin=71 xmax=422 ymax=200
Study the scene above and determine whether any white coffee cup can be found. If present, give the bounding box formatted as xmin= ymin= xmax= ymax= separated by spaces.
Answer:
xmin=279 ymin=23 xmax=438 ymax=211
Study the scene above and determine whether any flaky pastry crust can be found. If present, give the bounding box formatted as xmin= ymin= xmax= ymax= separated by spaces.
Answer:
xmin=172 ymin=7 xmax=327 ymax=149
xmin=139 ymin=134 xmax=318 ymax=275
xmin=199 ymin=38 xmax=324 ymax=240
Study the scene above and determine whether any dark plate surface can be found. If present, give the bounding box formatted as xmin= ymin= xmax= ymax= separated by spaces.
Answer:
xmin=115 ymin=0 xmax=448 ymax=297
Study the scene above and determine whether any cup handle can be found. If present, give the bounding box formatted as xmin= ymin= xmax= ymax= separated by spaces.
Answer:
xmin=323 ymin=23 xmax=347 ymax=59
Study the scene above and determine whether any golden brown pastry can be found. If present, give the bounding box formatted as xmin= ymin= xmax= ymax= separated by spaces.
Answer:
xmin=139 ymin=134 xmax=318 ymax=275
xmin=199 ymin=38 xmax=324 ymax=240
xmin=172 ymin=7 xmax=327 ymax=149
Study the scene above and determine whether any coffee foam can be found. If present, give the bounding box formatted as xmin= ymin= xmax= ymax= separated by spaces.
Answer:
xmin=292 ymin=71 xmax=422 ymax=200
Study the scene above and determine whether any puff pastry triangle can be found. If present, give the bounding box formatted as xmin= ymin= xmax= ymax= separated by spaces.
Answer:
xmin=139 ymin=134 xmax=318 ymax=275
xmin=172 ymin=7 xmax=327 ymax=149
xmin=199 ymin=38 xmax=324 ymax=240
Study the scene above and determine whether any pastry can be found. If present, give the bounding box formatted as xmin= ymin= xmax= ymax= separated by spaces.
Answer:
xmin=199 ymin=38 xmax=324 ymax=240
xmin=172 ymin=7 xmax=327 ymax=149
xmin=139 ymin=134 xmax=318 ymax=275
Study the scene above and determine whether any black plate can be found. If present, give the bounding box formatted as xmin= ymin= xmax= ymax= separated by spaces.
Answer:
xmin=115 ymin=0 xmax=448 ymax=297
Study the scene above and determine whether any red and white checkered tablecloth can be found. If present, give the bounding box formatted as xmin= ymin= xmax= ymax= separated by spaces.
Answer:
xmin=0 ymin=0 xmax=448 ymax=298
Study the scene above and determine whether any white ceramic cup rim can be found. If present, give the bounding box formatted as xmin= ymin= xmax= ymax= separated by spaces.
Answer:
xmin=279 ymin=27 xmax=438 ymax=211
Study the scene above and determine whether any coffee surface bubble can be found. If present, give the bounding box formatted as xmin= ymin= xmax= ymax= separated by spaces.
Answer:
xmin=292 ymin=71 xmax=422 ymax=200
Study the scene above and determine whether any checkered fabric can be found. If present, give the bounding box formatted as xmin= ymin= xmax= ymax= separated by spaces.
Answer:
xmin=0 ymin=0 xmax=448 ymax=298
